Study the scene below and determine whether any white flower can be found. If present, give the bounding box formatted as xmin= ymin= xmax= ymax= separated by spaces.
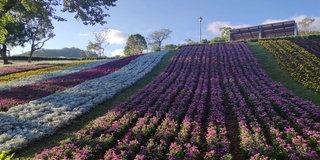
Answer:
xmin=0 ymin=51 xmax=169 ymax=152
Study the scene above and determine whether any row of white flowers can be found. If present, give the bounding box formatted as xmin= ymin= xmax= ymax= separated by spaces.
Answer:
xmin=0 ymin=50 xmax=169 ymax=152
xmin=0 ymin=59 xmax=116 ymax=91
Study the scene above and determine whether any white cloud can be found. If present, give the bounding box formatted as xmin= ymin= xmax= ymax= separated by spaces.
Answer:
xmin=207 ymin=21 xmax=251 ymax=35
xmin=79 ymin=33 xmax=89 ymax=37
xmin=105 ymin=29 xmax=128 ymax=45
xmin=111 ymin=49 xmax=125 ymax=57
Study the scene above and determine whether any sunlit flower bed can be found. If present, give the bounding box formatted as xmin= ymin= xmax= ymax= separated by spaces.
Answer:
xmin=34 ymin=43 xmax=320 ymax=159
xmin=0 ymin=59 xmax=114 ymax=92
xmin=0 ymin=64 xmax=54 ymax=76
xmin=259 ymin=40 xmax=320 ymax=93
xmin=0 ymin=50 xmax=168 ymax=152
xmin=0 ymin=57 xmax=137 ymax=111
xmin=0 ymin=61 xmax=92 ymax=84
xmin=291 ymin=39 xmax=320 ymax=58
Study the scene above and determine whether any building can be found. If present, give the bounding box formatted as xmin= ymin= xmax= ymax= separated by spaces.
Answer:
xmin=229 ymin=20 xmax=298 ymax=41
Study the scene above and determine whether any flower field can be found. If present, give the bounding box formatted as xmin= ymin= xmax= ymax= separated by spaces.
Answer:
xmin=0 ymin=50 xmax=168 ymax=152
xmin=0 ymin=59 xmax=115 ymax=92
xmin=259 ymin=40 xmax=320 ymax=93
xmin=0 ymin=64 xmax=54 ymax=76
xmin=0 ymin=56 xmax=139 ymax=111
xmin=32 ymin=43 xmax=320 ymax=159
xmin=0 ymin=61 xmax=92 ymax=84
xmin=291 ymin=39 xmax=320 ymax=58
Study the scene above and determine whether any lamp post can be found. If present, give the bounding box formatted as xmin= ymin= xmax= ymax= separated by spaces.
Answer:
xmin=199 ymin=17 xmax=203 ymax=43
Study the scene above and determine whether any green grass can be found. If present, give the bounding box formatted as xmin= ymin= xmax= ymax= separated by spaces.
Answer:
xmin=247 ymin=42 xmax=320 ymax=106
xmin=13 ymin=50 xmax=177 ymax=159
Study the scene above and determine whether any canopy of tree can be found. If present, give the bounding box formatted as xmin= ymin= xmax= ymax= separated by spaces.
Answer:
xmin=0 ymin=0 xmax=117 ymax=64
xmin=124 ymin=34 xmax=147 ymax=56
xmin=148 ymin=28 xmax=172 ymax=51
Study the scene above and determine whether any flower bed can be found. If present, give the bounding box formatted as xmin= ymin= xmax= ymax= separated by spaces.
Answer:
xmin=0 ymin=61 xmax=92 ymax=84
xmin=259 ymin=40 xmax=320 ymax=93
xmin=0 ymin=58 xmax=132 ymax=111
xmin=0 ymin=60 xmax=115 ymax=92
xmin=0 ymin=50 xmax=168 ymax=152
xmin=291 ymin=39 xmax=320 ymax=58
xmin=34 ymin=43 xmax=320 ymax=159
xmin=0 ymin=64 xmax=54 ymax=76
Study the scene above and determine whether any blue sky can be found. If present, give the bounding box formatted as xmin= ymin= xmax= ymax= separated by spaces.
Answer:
xmin=11 ymin=0 xmax=320 ymax=57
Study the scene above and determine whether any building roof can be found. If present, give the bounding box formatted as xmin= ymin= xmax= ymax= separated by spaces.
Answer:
xmin=229 ymin=20 xmax=297 ymax=41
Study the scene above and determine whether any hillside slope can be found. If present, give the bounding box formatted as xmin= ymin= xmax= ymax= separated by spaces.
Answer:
xmin=31 ymin=43 xmax=320 ymax=159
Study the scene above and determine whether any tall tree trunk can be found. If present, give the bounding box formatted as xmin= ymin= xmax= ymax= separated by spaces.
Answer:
xmin=28 ymin=44 xmax=35 ymax=63
xmin=1 ymin=44 xmax=11 ymax=64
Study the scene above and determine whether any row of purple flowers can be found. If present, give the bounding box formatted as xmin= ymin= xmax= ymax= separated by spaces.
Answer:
xmin=0 ymin=64 xmax=54 ymax=76
xmin=34 ymin=42 xmax=320 ymax=159
xmin=0 ymin=56 xmax=140 ymax=111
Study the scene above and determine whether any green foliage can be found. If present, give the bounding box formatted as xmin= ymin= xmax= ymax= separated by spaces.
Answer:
xmin=200 ymin=39 xmax=209 ymax=44
xmin=1 ymin=0 xmax=118 ymax=63
xmin=124 ymin=34 xmax=147 ymax=56
xmin=219 ymin=27 xmax=231 ymax=41
xmin=163 ymin=44 xmax=177 ymax=50
xmin=0 ymin=150 xmax=14 ymax=160
xmin=61 ymin=0 xmax=117 ymax=25
xmin=209 ymin=37 xmax=225 ymax=43
xmin=246 ymin=34 xmax=320 ymax=42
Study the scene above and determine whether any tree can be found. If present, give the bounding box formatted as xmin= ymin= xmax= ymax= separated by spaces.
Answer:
xmin=124 ymin=34 xmax=147 ymax=56
xmin=219 ymin=27 xmax=231 ymax=42
xmin=23 ymin=2 xmax=56 ymax=63
xmin=298 ymin=18 xmax=316 ymax=35
xmin=0 ymin=3 xmax=27 ymax=64
xmin=0 ymin=0 xmax=117 ymax=25
xmin=163 ymin=44 xmax=177 ymax=50
xmin=200 ymin=39 xmax=209 ymax=44
xmin=86 ymin=30 xmax=109 ymax=57
xmin=0 ymin=0 xmax=118 ymax=64
xmin=148 ymin=28 xmax=172 ymax=51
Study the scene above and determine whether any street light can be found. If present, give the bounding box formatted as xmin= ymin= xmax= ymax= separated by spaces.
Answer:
xmin=199 ymin=17 xmax=203 ymax=43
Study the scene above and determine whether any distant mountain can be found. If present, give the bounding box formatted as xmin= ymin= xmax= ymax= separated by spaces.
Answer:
xmin=19 ymin=47 xmax=99 ymax=58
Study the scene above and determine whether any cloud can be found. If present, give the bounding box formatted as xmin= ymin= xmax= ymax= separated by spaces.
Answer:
xmin=79 ymin=33 xmax=89 ymax=37
xmin=207 ymin=21 xmax=251 ymax=35
xmin=111 ymin=49 xmax=125 ymax=57
xmin=105 ymin=29 xmax=128 ymax=45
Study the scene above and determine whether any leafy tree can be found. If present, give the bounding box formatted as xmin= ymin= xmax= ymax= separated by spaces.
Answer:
xmin=219 ymin=27 xmax=231 ymax=42
xmin=0 ymin=0 xmax=118 ymax=64
xmin=200 ymin=39 xmax=209 ymax=44
xmin=0 ymin=0 xmax=117 ymax=25
xmin=148 ymin=28 xmax=172 ymax=51
xmin=298 ymin=18 xmax=316 ymax=35
xmin=0 ymin=4 xmax=27 ymax=64
xmin=163 ymin=44 xmax=177 ymax=50
xmin=86 ymin=30 xmax=109 ymax=56
xmin=124 ymin=34 xmax=147 ymax=56
xmin=23 ymin=2 xmax=56 ymax=62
